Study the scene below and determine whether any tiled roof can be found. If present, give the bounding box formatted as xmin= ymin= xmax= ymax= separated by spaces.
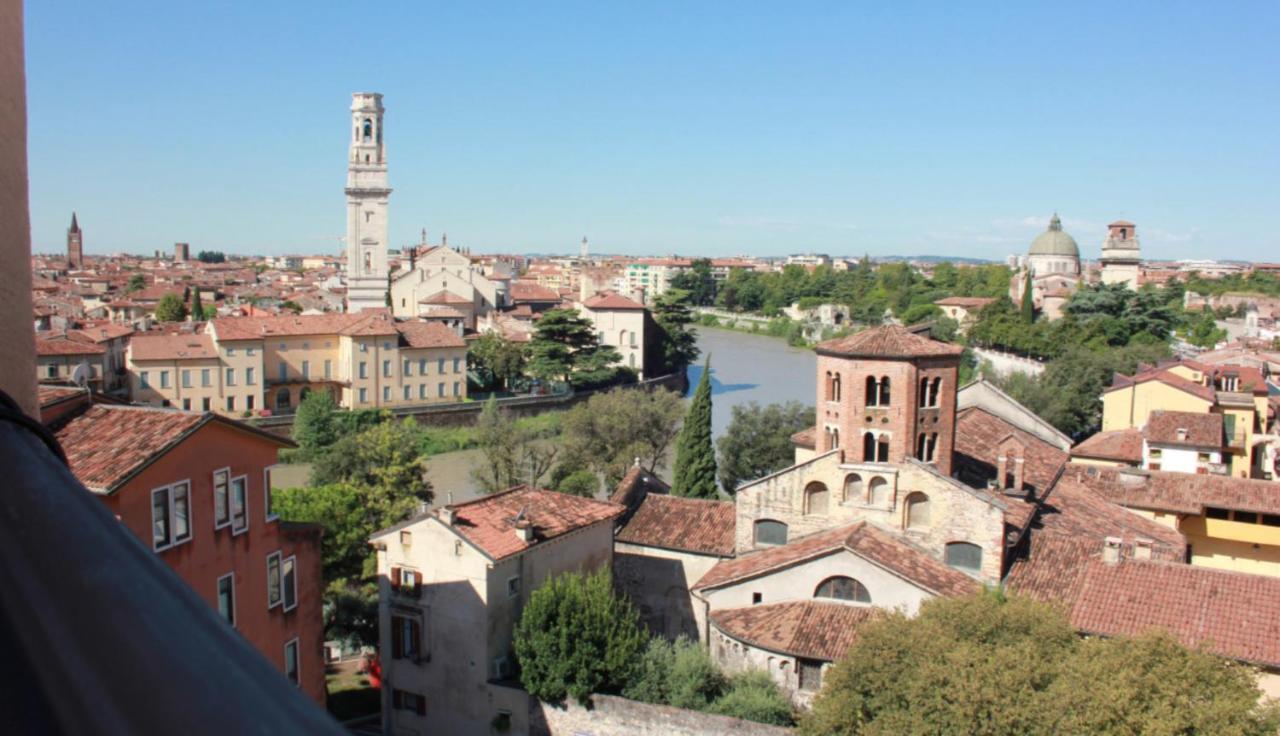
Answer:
xmin=694 ymin=522 xmax=979 ymax=597
xmin=1144 ymin=410 xmax=1222 ymax=448
xmin=608 ymin=464 xmax=670 ymax=508
xmin=1106 ymin=367 xmax=1216 ymax=403
xmin=448 ymin=486 xmax=624 ymax=561
xmin=790 ymin=426 xmax=816 ymax=449
xmin=508 ymin=281 xmax=561 ymax=302
xmin=815 ymin=325 xmax=963 ymax=360
xmin=210 ymin=311 xmax=397 ymax=340
xmin=129 ymin=333 xmax=218 ymax=361
xmin=395 ymin=321 xmax=466 ymax=349
xmin=38 ymin=385 xmax=85 ymax=408
xmin=583 ymin=292 xmax=645 ymax=310
xmin=1061 ymin=464 xmax=1280 ymax=517
xmin=615 ymin=494 xmax=736 ymax=556
xmin=417 ymin=290 xmax=472 ymax=305
xmin=933 ymin=296 xmax=995 ymax=309
xmin=953 ymin=406 xmax=1069 ymax=506
xmin=71 ymin=323 xmax=135 ymax=342
xmin=1071 ymin=428 xmax=1144 ymax=464
xmin=35 ymin=335 xmax=106 ymax=356
xmin=710 ymin=601 xmax=880 ymax=661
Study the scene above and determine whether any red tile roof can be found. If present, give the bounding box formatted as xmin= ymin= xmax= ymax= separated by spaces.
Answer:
xmin=395 ymin=321 xmax=466 ymax=349
xmin=35 ymin=335 xmax=106 ymax=356
xmin=1144 ymin=410 xmax=1223 ymax=448
xmin=710 ymin=601 xmax=880 ymax=661
xmin=609 ymin=464 xmax=671 ymax=509
xmin=953 ymin=406 xmax=1069 ymax=504
xmin=448 ymin=486 xmax=624 ymax=561
xmin=1061 ymin=464 xmax=1280 ymax=517
xmin=38 ymin=385 xmax=86 ymax=408
xmin=615 ymin=493 xmax=736 ymax=557
xmin=210 ymin=311 xmax=397 ymax=340
xmin=694 ymin=522 xmax=979 ymax=597
xmin=1106 ymin=367 xmax=1216 ymax=403
xmin=815 ymin=325 xmax=963 ymax=360
xmin=790 ymin=426 xmax=816 ymax=449
xmin=583 ymin=292 xmax=645 ymax=310
xmin=508 ymin=281 xmax=561 ymax=303
xmin=1071 ymin=428 xmax=1144 ymax=464
xmin=417 ymin=290 xmax=472 ymax=305
xmin=129 ymin=333 xmax=219 ymax=361
xmin=933 ymin=296 xmax=995 ymax=309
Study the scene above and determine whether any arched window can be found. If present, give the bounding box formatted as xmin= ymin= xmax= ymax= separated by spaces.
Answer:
xmin=753 ymin=520 xmax=788 ymax=547
xmin=945 ymin=542 xmax=983 ymax=573
xmin=862 ymin=432 xmax=876 ymax=462
xmin=869 ymin=476 xmax=890 ymax=506
xmin=824 ymin=371 xmax=833 ymax=401
xmin=843 ymin=473 xmax=862 ymax=502
xmin=930 ymin=377 xmax=942 ymax=407
xmin=274 ymin=387 xmax=291 ymax=411
xmin=362 ymin=118 xmax=372 ymax=141
xmin=1119 ymin=227 xmax=1128 ymax=239
xmin=865 ymin=376 xmax=878 ymax=407
xmin=919 ymin=376 xmax=929 ymax=407
xmin=916 ymin=433 xmax=927 ymax=460
xmin=832 ymin=373 xmax=841 ymax=402
xmin=830 ymin=428 xmax=839 ymax=449
xmin=879 ymin=376 xmax=891 ymax=406
xmin=877 ymin=435 xmax=890 ymax=462
xmin=805 ymin=482 xmax=829 ymax=515
xmin=905 ymin=492 xmax=930 ymax=530
xmin=299 ymin=387 xmax=311 ymax=402
xmin=814 ymin=576 xmax=871 ymax=603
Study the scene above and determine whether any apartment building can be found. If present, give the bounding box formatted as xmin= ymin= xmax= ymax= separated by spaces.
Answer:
xmin=34 ymin=323 xmax=133 ymax=395
xmin=370 ymin=487 xmax=623 ymax=735
xmin=578 ymin=291 xmax=648 ymax=377
xmin=623 ymin=258 xmax=691 ymax=298
xmin=127 ymin=311 xmax=467 ymax=416
xmin=53 ymin=404 xmax=326 ymax=703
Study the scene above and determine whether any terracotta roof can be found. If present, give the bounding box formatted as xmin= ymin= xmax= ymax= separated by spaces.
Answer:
xmin=70 ymin=323 xmax=135 ymax=342
xmin=608 ymin=464 xmax=671 ymax=508
xmin=419 ymin=306 xmax=467 ymax=319
xmin=1071 ymin=428 xmax=1144 ymax=464
xmin=583 ymin=292 xmax=645 ymax=310
xmin=710 ymin=601 xmax=880 ymax=661
xmin=54 ymin=405 xmax=290 ymax=493
xmin=395 ymin=321 xmax=466 ymax=349
xmin=1106 ymin=367 xmax=1216 ymax=403
xmin=35 ymin=336 xmax=106 ymax=356
xmin=694 ymin=522 xmax=979 ymax=597
xmin=508 ymin=281 xmax=561 ymax=302
xmin=815 ymin=325 xmax=963 ymax=360
xmin=129 ymin=333 xmax=219 ymax=361
xmin=933 ymin=296 xmax=995 ymax=309
xmin=952 ymin=406 xmax=1069 ymax=510
xmin=210 ymin=311 xmax=397 ymax=340
xmin=1061 ymin=464 xmax=1280 ymax=517
xmin=417 ymin=290 xmax=472 ymax=305
xmin=1144 ymin=410 xmax=1223 ymax=448
xmin=790 ymin=426 xmax=816 ymax=449
xmin=1069 ymin=560 xmax=1280 ymax=668
xmin=447 ymin=486 xmax=624 ymax=561
xmin=615 ymin=494 xmax=736 ymax=556
xmin=38 ymin=385 xmax=86 ymax=408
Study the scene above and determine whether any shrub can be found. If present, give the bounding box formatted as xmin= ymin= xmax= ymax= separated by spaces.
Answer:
xmin=709 ymin=670 xmax=795 ymax=726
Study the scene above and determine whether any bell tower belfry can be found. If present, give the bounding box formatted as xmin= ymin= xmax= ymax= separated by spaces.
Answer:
xmin=344 ymin=92 xmax=392 ymax=312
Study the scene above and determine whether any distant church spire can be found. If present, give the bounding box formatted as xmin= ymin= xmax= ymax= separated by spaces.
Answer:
xmin=1049 ymin=212 xmax=1062 ymax=231
xmin=67 ymin=211 xmax=84 ymax=268
xmin=70 ymin=212 xmax=80 ymax=232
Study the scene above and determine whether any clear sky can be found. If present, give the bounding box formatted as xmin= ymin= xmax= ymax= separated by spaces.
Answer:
xmin=24 ymin=2 xmax=1280 ymax=261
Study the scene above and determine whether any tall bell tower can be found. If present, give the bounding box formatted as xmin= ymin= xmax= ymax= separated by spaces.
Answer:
xmin=345 ymin=93 xmax=392 ymax=312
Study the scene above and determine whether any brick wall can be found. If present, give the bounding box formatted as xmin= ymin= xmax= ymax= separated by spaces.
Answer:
xmin=530 ymin=693 xmax=791 ymax=736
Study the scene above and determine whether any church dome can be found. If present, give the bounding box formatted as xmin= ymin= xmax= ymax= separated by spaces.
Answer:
xmin=1029 ymin=214 xmax=1079 ymax=258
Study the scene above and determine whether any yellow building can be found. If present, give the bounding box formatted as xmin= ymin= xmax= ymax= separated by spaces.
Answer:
xmin=127 ymin=311 xmax=467 ymax=417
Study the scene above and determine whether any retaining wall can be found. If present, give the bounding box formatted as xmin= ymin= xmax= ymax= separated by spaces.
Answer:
xmin=530 ymin=693 xmax=791 ymax=736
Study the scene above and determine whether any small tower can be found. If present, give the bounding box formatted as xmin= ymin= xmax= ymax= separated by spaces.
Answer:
xmin=814 ymin=325 xmax=963 ymax=476
xmin=67 ymin=212 xmax=83 ymax=269
xmin=580 ymin=236 xmax=589 ymax=261
xmin=1099 ymin=220 xmax=1141 ymax=290
xmin=344 ymin=92 xmax=392 ymax=312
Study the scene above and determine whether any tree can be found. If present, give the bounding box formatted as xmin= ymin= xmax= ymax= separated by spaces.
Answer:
xmin=196 ymin=250 xmax=226 ymax=263
xmin=323 ymin=581 xmax=379 ymax=649
xmin=469 ymin=332 xmax=527 ymax=391
xmin=560 ymin=388 xmax=684 ymax=488
xmin=1020 ymin=272 xmax=1035 ymax=323
xmin=708 ymin=671 xmax=795 ymax=726
xmin=190 ymin=286 xmax=207 ymax=321
xmin=1184 ymin=308 xmax=1227 ymax=349
xmin=672 ymin=356 xmax=718 ymax=498
xmin=649 ymin=290 xmax=700 ymax=374
xmin=527 ymin=308 xmax=609 ymax=385
xmin=668 ymin=259 xmax=716 ymax=306
xmin=553 ymin=468 xmax=599 ymax=497
xmin=471 ymin=397 xmax=558 ymax=493
xmin=274 ymin=481 xmax=370 ymax=583
xmin=801 ymin=592 xmax=1280 ymax=736
xmin=281 ymin=300 xmax=302 ymax=314
xmin=292 ymin=389 xmax=339 ymax=457
xmin=155 ymin=292 xmax=188 ymax=322
xmin=126 ymin=273 xmax=146 ymax=293
xmin=513 ymin=569 xmax=647 ymax=704
xmin=716 ymin=401 xmax=814 ymax=493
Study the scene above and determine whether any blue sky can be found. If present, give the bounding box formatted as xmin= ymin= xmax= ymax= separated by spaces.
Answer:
xmin=24 ymin=2 xmax=1280 ymax=260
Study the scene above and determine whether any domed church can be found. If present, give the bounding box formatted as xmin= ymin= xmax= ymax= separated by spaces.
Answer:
xmin=1009 ymin=213 xmax=1084 ymax=320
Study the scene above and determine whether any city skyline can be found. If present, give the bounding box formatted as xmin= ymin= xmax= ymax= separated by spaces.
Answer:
xmin=24 ymin=2 xmax=1280 ymax=260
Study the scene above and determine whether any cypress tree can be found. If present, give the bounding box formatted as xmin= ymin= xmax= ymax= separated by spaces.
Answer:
xmin=191 ymin=286 xmax=206 ymax=321
xmin=672 ymin=355 xmax=718 ymax=499
xmin=1020 ymin=273 xmax=1035 ymax=323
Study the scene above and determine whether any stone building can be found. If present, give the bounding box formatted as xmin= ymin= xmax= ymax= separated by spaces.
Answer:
xmin=389 ymin=241 xmax=508 ymax=327
xmin=578 ymin=291 xmax=649 ymax=377
xmin=344 ymin=93 xmax=392 ymax=312
xmin=66 ymin=211 xmax=83 ymax=269
xmin=1099 ymin=220 xmax=1141 ymax=290
xmin=1008 ymin=214 xmax=1083 ymax=320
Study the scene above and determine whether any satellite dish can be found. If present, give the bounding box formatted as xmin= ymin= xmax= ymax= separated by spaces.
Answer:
xmin=70 ymin=361 xmax=91 ymax=388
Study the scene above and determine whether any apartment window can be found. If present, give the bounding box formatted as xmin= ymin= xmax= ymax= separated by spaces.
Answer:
xmin=277 ymin=342 xmax=286 ymax=350
xmin=246 ymin=367 xmax=256 ymax=385
xmin=437 ymin=382 xmax=445 ymax=397
xmin=453 ymin=358 xmax=461 ymax=372
xmin=1197 ymin=452 xmax=1212 ymax=463
xmin=1263 ymin=515 xmax=1280 ymax=527
xmin=437 ymin=358 xmax=445 ymax=373
xmin=302 ymin=342 xmax=310 ymax=350
xmin=45 ymin=364 xmax=57 ymax=379
xmin=323 ymin=360 xmax=332 ymax=379
xmin=391 ymin=690 xmax=426 ymax=715
xmin=403 ymin=359 xmax=412 ymax=376
xmin=202 ymin=397 xmax=211 ymax=411
xmin=418 ymin=358 xmax=427 ymax=374
xmin=267 ymin=552 xmax=282 ymax=608
xmin=159 ymin=370 xmax=170 ymax=389
xmin=278 ymin=362 xmax=287 ymax=382
xmin=383 ymin=341 xmax=392 ymax=351
xmin=182 ymin=398 xmax=191 ymax=411
xmin=1234 ymin=511 xmax=1259 ymax=524
xmin=246 ymin=347 xmax=255 ymax=356
xmin=181 ymin=370 xmax=191 ymax=388
xmin=507 ymin=576 xmax=521 ymax=598
xmin=151 ymin=481 xmax=191 ymax=551
xmin=359 ymin=388 xmax=368 ymax=403
xmin=1149 ymin=448 xmax=1162 ymax=460
xmin=247 ymin=395 xmax=255 ymax=410
xmin=282 ymin=555 xmax=297 ymax=611
xmin=226 ymin=347 xmax=236 ymax=357
xmin=358 ymin=362 xmax=368 ymax=379
xmin=358 ymin=342 xmax=367 ymax=353
xmin=284 ymin=639 xmax=299 ymax=687
xmin=1206 ymin=507 xmax=1230 ymax=520
xmin=453 ymin=382 xmax=460 ymax=397
xmin=382 ymin=386 xmax=390 ymax=402
xmin=799 ymin=659 xmax=823 ymax=692
xmin=382 ymin=359 xmax=391 ymax=378
xmin=301 ymin=360 xmax=310 ymax=380
xmin=201 ymin=368 xmax=211 ymax=387
xmin=419 ymin=384 xmax=427 ymax=399
xmin=226 ymin=396 xmax=235 ymax=412
xmin=403 ymin=385 xmax=411 ymax=400
xmin=217 ymin=573 xmax=235 ymax=627
xmin=264 ymin=466 xmax=277 ymax=521
xmin=140 ymin=371 xmax=150 ymax=389
xmin=231 ymin=476 xmax=248 ymax=533
xmin=391 ymin=615 xmax=422 ymax=661
xmin=226 ymin=367 xmax=236 ymax=386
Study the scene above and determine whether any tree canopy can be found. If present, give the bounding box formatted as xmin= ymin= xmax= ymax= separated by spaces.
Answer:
xmin=559 ymin=387 xmax=684 ymax=489
xmin=527 ymin=308 xmax=624 ymax=387
xmin=154 ymin=292 xmax=188 ymax=322
xmin=672 ymin=357 xmax=718 ymax=498
xmin=716 ymin=401 xmax=815 ymax=492
xmin=649 ymin=289 xmax=701 ymax=374
xmin=471 ymin=396 xmax=558 ymax=493
xmin=468 ymin=332 xmax=527 ymax=391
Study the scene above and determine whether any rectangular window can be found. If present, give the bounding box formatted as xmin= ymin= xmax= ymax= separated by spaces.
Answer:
xmin=359 ymin=387 xmax=368 ymax=403
xmin=391 ymin=615 xmax=422 ymax=662
xmin=151 ymin=481 xmax=192 ymax=551
xmin=1149 ymin=448 xmax=1162 ymax=459
xmin=391 ymin=689 xmax=425 ymax=715
xmin=453 ymin=358 xmax=461 ymax=372
xmin=264 ymin=466 xmax=277 ymax=521
xmin=160 ymin=370 xmax=170 ymax=389
xmin=382 ymin=359 xmax=391 ymax=378
xmin=1234 ymin=511 xmax=1259 ymax=524
xmin=214 ymin=471 xmax=230 ymax=529
xmin=282 ymin=555 xmax=297 ymax=611
xmin=507 ymin=576 xmax=521 ymax=598
xmin=403 ymin=385 xmax=411 ymax=400
xmin=382 ymin=386 xmax=390 ymax=402
xmin=217 ymin=573 xmax=235 ymax=627
xmin=182 ymin=398 xmax=191 ymax=411
xmin=246 ymin=367 xmax=256 ymax=385
xmin=153 ymin=487 xmax=171 ymax=549
xmin=453 ymin=382 xmax=460 ymax=397
xmin=267 ymin=552 xmax=282 ymax=608
xmin=358 ymin=342 xmax=367 ymax=353
xmin=181 ymin=370 xmax=191 ymax=388
xmin=1197 ymin=452 xmax=1211 ymax=463
xmin=140 ymin=371 xmax=150 ymax=389
xmin=201 ymin=368 xmax=210 ymax=387
xmin=301 ymin=360 xmax=310 ymax=379
xmin=1263 ymin=514 xmax=1280 ymax=527
xmin=799 ymin=659 xmax=823 ymax=691
xmin=278 ymin=362 xmax=287 ymax=382
xmin=246 ymin=347 xmax=255 ymax=356
xmin=418 ymin=358 xmax=427 ymax=374
xmin=226 ymin=347 xmax=236 ymax=357
xmin=438 ymin=383 xmax=445 ymax=397
xmin=247 ymin=394 xmax=255 ymax=410
xmin=419 ymin=384 xmax=427 ymax=399
xmin=404 ymin=359 xmax=412 ymax=376
xmin=1206 ymin=507 xmax=1230 ymax=520
xmin=226 ymin=396 xmax=235 ymax=412
xmin=359 ymin=362 xmax=367 ymax=379
xmin=231 ymin=476 xmax=248 ymax=533
xmin=324 ymin=360 xmax=332 ymax=379
xmin=284 ymin=638 xmax=299 ymax=687
xmin=202 ymin=397 xmax=211 ymax=411
xmin=437 ymin=358 xmax=445 ymax=373
xmin=226 ymin=367 xmax=236 ymax=386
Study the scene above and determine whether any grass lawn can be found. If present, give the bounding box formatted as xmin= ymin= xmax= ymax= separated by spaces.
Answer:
xmin=327 ymin=663 xmax=380 ymax=722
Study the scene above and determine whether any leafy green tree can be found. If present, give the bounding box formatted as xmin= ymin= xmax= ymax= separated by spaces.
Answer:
xmin=196 ymin=250 xmax=226 ymax=263
xmin=1183 ymin=308 xmax=1227 ymax=349
xmin=274 ymin=481 xmax=370 ymax=582
xmin=526 ymin=308 xmax=620 ymax=386
xmin=649 ymin=290 xmax=701 ymax=374
xmin=716 ymin=401 xmax=814 ymax=493
xmin=125 ymin=273 xmax=146 ymax=293
xmin=672 ymin=357 xmax=718 ymax=498
xmin=154 ymin=292 xmax=188 ymax=322
xmin=930 ymin=315 xmax=960 ymax=344
xmin=472 ymin=397 xmax=557 ymax=493
xmin=553 ymin=468 xmax=599 ymax=497
xmin=323 ymin=580 xmax=379 ymax=649
xmin=280 ymin=300 xmax=302 ymax=314
xmin=1020 ymin=273 xmax=1035 ymax=323
xmin=189 ymin=286 xmax=207 ymax=321
xmin=514 ymin=569 xmax=647 ymax=704
xmin=468 ymin=332 xmax=527 ymax=391
xmin=899 ymin=303 xmax=940 ymax=326
xmin=708 ymin=670 xmax=795 ymax=726
xmin=292 ymin=389 xmax=339 ymax=458
xmin=561 ymin=388 xmax=684 ymax=488
xmin=668 ymin=259 xmax=717 ymax=306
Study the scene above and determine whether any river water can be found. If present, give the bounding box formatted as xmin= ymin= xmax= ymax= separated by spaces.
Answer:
xmin=277 ymin=326 xmax=817 ymax=504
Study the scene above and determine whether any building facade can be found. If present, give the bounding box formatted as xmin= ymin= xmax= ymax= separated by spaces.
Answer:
xmin=345 ymin=93 xmax=392 ymax=312
xmin=578 ymin=292 xmax=648 ymax=376
xmin=66 ymin=212 xmax=83 ymax=269
xmin=1099 ymin=220 xmax=1141 ymax=290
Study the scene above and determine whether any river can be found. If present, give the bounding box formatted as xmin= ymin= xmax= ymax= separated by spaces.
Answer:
xmin=275 ymin=327 xmax=816 ymax=504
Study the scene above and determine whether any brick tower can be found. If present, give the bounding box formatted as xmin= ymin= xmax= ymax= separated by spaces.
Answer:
xmin=67 ymin=212 xmax=83 ymax=269
xmin=814 ymin=325 xmax=963 ymax=476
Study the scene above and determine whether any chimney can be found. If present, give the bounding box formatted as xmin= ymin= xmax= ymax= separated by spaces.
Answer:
xmin=1103 ymin=536 xmax=1123 ymax=565
xmin=1012 ymin=457 xmax=1025 ymax=493
xmin=514 ymin=519 xmax=534 ymax=543
xmin=438 ymin=506 xmax=456 ymax=526
xmin=996 ymin=454 xmax=1008 ymax=488
xmin=1133 ymin=538 xmax=1153 ymax=560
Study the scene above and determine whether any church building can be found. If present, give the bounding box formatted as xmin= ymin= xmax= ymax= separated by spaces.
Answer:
xmin=1008 ymin=213 xmax=1083 ymax=320
xmin=344 ymin=93 xmax=392 ymax=312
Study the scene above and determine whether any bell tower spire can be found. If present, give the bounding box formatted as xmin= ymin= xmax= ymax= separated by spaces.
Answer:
xmin=344 ymin=92 xmax=392 ymax=312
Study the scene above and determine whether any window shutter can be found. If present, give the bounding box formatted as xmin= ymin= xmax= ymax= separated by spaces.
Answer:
xmin=391 ymin=617 xmax=403 ymax=659
xmin=411 ymin=620 xmax=421 ymax=662
xmin=415 ymin=695 xmax=426 ymax=716
xmin=392 ymin=689 xmax=402 ymax=709
xmin=390 ymin=566 xmax=401 ymax=592
xmin=413 ymin=571 xmax=422 ymax=587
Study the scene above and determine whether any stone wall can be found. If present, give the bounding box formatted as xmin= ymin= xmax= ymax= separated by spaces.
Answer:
xmin=530 ymin=693 xmax=791 ymax=736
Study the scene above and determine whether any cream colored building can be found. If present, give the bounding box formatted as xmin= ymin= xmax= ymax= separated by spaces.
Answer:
xmin=389 ymin=243 xmax=506 ymax=327
xmin=370 ymin=487 xmax=623 ymax=735
xmin=577 ymin=292 xmax=648 ymax=377
xmin=127 ymin=312 xmax=467 ymax=416
xmin=1099 ymin=220 xmax=1142 ymax=290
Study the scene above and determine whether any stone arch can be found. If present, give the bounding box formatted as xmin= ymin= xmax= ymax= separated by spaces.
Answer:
xmin=905 ymin=492 xmax=931 ymax=530
xmin=862 ymin=432 xmax=876 ymax=462
xmin=814 ymin=575 xmax=871 ymax=603
xmin=843 ymin=473 xmax=862 ymax=502
xmin=868 ymin=476 xmax=890 ymax=506
xmin=805 ymin=482 xmax=830 ymax=515
xmin=274 ymin=386 xmax=291 ymax=411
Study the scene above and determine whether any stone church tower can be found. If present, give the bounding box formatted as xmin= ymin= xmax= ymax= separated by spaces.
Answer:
xmin=815 ymin=325 xmax=964 ymax=476
xmin=67 ymin=212 xmax=83 ymax=269
xmin=344 ymin=93 xmax=392 ymax=312
xmin=1099 ymin=220 xmax=1141 ymax=290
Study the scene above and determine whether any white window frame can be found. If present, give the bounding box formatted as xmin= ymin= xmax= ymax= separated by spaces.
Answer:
xmin=267 ymin=551 xmax=283 ymax=609
xmin=263 ymin=465 xmax=279 ymax=522
xmin=230 ymin=474 xmax=249 ymax=535
xmin=284 ymin=637 xmax=300 ymax=687
xmin=217 ymin=572 xmax=236 ymax=628
xmin=151 ymin=480 xmax=193 ymax=551
xmin=213 ymin=467 xmax=231 ymax=528
xmin=282 ymin=555 xmax=298 ymax=612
